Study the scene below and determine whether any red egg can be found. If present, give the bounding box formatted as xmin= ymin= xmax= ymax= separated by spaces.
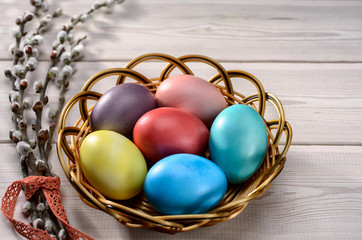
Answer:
xmin=155 ymin=74 xmax=227 ymax=128
xmin=133 ymin=107 xmax=209 ymax=164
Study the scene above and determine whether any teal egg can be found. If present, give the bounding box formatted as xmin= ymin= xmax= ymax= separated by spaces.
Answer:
xmin=209 ymin=104 xmax=268 ymax=184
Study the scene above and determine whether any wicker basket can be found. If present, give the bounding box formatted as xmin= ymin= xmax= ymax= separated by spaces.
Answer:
xmin=57 ymin=53 xmax=292 ymax=234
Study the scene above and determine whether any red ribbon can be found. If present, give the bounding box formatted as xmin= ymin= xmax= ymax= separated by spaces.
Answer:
xmin=1 ymin=176 xmax=94 ymax=240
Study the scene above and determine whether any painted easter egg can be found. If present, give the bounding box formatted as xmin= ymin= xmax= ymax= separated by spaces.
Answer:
xmin=79 ymin=130 xmax=147 ymax=200
xmin=90 ymin=83 xmax=156 ymax=139
xmin=133 ymin=107 xmax=209 ymax=164
xmin=144 ymin=153 xmax=227 ymax=215
xmin=155 ymin=74 xmax=227 ymax=128
xmin=209 ymin=104 xmax=268 ymax=184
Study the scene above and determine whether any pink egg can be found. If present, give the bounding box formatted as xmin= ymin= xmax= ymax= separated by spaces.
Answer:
xmin=155 ymin=74 xmax=227 ymax=128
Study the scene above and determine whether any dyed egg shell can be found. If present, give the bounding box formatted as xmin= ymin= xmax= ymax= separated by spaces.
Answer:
xmin=209 ymin=104 xmax=268 ymax=184
xmin=144 ymin=153 xmax=227 ymax=215
xmin=155 ymin=74 xmax=227 ymax=128
xmin=133 ymin=107 xmax=209 ymax=164
xmin=79 ymin=130 xmax=147 ymax=200
xmin=90 ymin=83 xmax=156 ymax=139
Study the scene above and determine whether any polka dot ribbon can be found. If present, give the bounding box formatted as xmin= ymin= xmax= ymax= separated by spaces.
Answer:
xmin=1 ymin=176 xmax=94 ymax=240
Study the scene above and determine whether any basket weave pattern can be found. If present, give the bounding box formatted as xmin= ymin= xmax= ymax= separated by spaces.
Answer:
xmin=57 ymin=53 xmax=292 ymax=234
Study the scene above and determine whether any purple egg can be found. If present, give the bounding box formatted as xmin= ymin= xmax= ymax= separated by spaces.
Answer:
xmin=90 ymin=83 xmax=156 ymax=139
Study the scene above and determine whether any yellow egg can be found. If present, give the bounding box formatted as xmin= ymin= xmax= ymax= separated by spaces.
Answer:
xmin=79 ymin=130 xmax=147 ymax=200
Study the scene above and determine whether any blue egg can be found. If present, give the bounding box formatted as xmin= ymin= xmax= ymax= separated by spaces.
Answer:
xmin=209 ymin=104 xmax=268 ymax=184
xmin=144 ymin=153 xmax=227 ymax=215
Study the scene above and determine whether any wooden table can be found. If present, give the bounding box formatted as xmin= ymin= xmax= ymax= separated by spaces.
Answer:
xmin=1 ymin=1 xmax=361 ymax=239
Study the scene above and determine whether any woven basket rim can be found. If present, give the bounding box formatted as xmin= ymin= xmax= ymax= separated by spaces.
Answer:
xmin=56 ymin=53 xmax=293 ymax=234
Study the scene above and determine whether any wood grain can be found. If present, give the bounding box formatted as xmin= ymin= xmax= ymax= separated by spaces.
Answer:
xmin=0 ymin=61 xmax=361 ymax=145
xmin=1 ymin=144 xmax=361 ymax=239
xmin=1 ymin=0 xmax=362 ymax=62
xmin=0 ymin=0 xmax=361 ymax=239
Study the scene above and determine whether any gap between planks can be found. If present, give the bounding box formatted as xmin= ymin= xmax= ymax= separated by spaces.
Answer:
xmin=2 ymin=59 xmax=362 ymax=64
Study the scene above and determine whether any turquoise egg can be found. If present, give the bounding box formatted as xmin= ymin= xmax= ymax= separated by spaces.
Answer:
xmin=144 ymin=153 xmax=227 ymax=215
xmin=209 ymin=104 xmax=268 ymax=184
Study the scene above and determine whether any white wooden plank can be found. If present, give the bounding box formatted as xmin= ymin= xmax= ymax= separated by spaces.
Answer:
xmin=1 ymin=0 xmax=362 ymax=62
xmin=0 ymin=1 xmax=361 ymax=240
xmin=1 ymin=144 xmax=361 ymax=239
xmin=1 ymin=60 xmax=361 ymax=145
